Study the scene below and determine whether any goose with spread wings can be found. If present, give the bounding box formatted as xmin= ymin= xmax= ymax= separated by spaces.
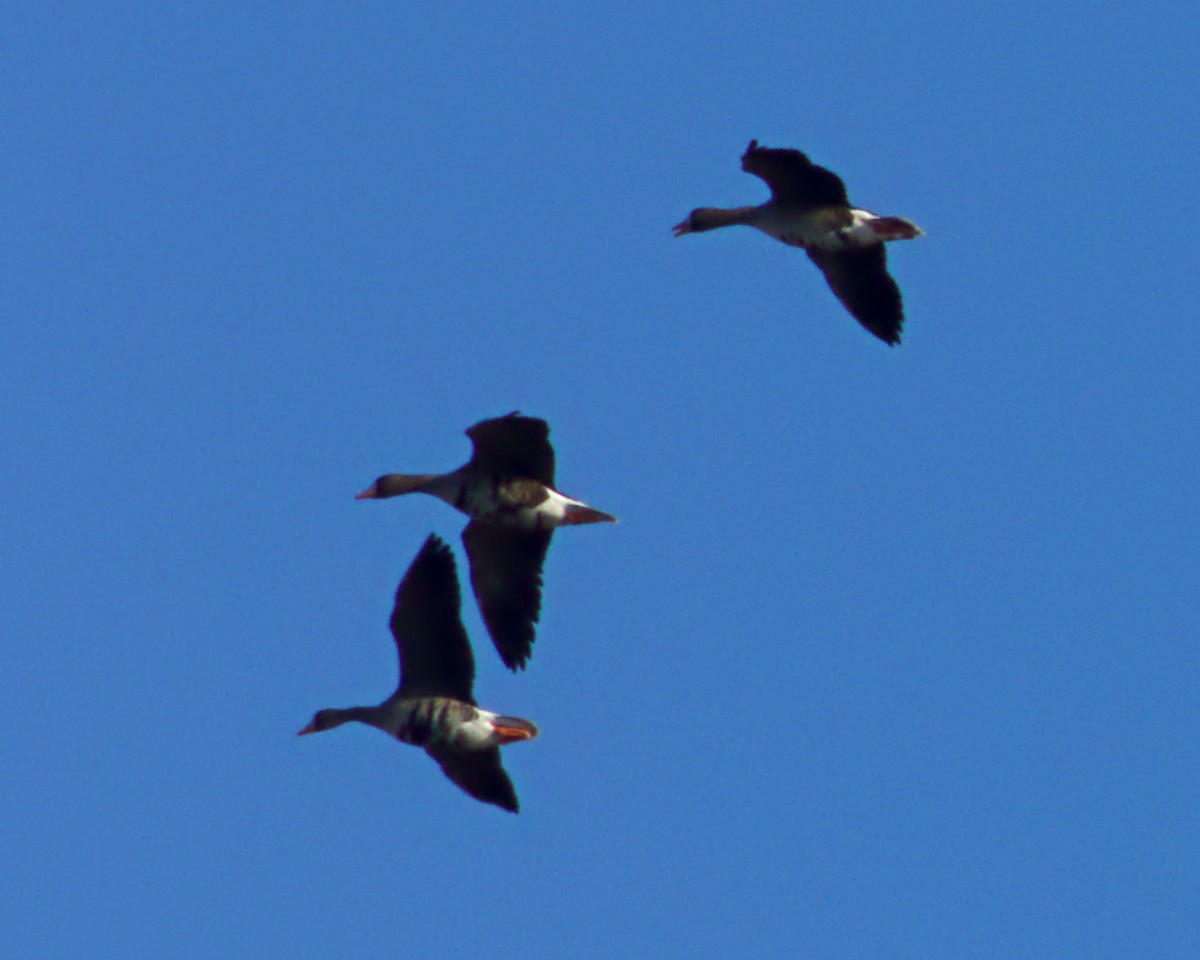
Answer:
xmin=298 ymin=534 xmax=538 ymax=812
xmin=673 ymin=140 xmax=923 ymax=345
xmin=355 ymin=413 xmax=616 ymax=671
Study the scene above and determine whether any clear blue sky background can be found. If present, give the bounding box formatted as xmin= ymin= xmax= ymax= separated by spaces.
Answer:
xmin=3 ymin=3 xmax=1197 ymax=957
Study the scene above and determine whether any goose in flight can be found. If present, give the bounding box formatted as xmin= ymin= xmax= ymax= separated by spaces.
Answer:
xmin=673 ymin=139 xmax=923 ymax=345
xmin=356 ymin=413 xmax=616 ymax=670
xmin=299 ymin=534 xmax=538 ymax=813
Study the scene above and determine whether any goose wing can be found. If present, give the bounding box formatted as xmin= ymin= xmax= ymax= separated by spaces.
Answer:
xmin=806 ymin=245 xmax=904 ymax=346
xmin=391 ymin=535 xmax=476 ymax=703
xmin=741 ymin=140 xmax=849 ymax=209
xmin=462 ymin=521 xmax=552 ymax=671
xmin=429 ymin=746 xmax=520 ymax=812
xmin=466 ymin=412 xmax=555 ymax=486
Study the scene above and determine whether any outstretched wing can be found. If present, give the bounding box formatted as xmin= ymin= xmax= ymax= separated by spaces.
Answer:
xmin=462 ymin=521 xmax=552 ymax=671
xmin=390 ymin=535 xmax=476 ymax=703
xmin=466 ymin=412 xmax=555 ymax=486
xmin=741 ymin=140 xmax=849 ymax=209
xmin=429 ymin=746 xmax=520 ymax=813
xmin=806 ymin=245 xmax=905 ymax=346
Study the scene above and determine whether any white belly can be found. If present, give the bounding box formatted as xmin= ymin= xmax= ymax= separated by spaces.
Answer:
xmin=463 ymin=483 xmax=584 ymax=530
xmin=753 ymin=207 xmax=884 ymax=251
xmin=390 ymin=699 xmax=503 ymax=750
xmin=520 ymin=488 xmax=584 ymax=527
xmin=447 ymin=711 xmax=504 ymax=749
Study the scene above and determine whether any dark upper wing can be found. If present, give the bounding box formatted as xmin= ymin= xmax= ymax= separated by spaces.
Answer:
xmin=428 ymin=746 xmax=519 ymax=813
xmin=462 ymin=521 xmax=552 ymax=671
xmin=465 ymin=412 xmax=555 ymax=486
xmin=390 ymin=534 xmax=476 ymax=703
xmin=805 ymin=245 xmax=904 ymax=345
xmin=741 ymin=140 xmax=849 ymax=209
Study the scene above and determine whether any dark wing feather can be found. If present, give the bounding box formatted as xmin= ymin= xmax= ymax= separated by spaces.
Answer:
xmin=462 ymin=521 xmax=552 ymax=671
xmin=428 ymin=746 xmax=519 ymax=812
xmin=465 ymin=412 xmax=555 ymax=486
xmin=806 ymin=245 xmax=905 ymax=346
xmin=390 ymin=534 xmax=476 ymax=703
xmin=741 ymin=140 xmax=849 ymax=209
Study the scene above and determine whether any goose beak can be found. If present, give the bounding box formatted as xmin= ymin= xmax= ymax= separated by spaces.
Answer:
xmin=297 ymin=722 xmax=318 ymax=736
xmin=354 ymin=484 xmax=378 ymax=501
xmin=671 ymin=217 xmax=693 ymax=237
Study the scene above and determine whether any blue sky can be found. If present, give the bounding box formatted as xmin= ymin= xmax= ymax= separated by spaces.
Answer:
xmin=3 ymin=3 xmax=1198 ymax=957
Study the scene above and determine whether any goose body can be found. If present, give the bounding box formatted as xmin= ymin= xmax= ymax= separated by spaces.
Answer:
xmin=750 ymin=204 xmax=920 ymax=252
xmin=309 ymin=697 xmax=537 ymax=752
xmin=673 ymin=139 xmax=923 ymax=345
xmin=399 ymin=470 xmax=607 ymax=531
xmin=299 ymin=535 xmax=538 ymax=813
xmin=356 ymin=413 xmax=616 ymax=670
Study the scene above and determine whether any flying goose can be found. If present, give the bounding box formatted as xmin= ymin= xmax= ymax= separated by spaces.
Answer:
xmin=356 ymin=413 xmax=616 ymax=671
xmin=299 ymin=534 xmax=538 ymax=813
xmin=673 ymin=139 xmax=923 ymax=345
